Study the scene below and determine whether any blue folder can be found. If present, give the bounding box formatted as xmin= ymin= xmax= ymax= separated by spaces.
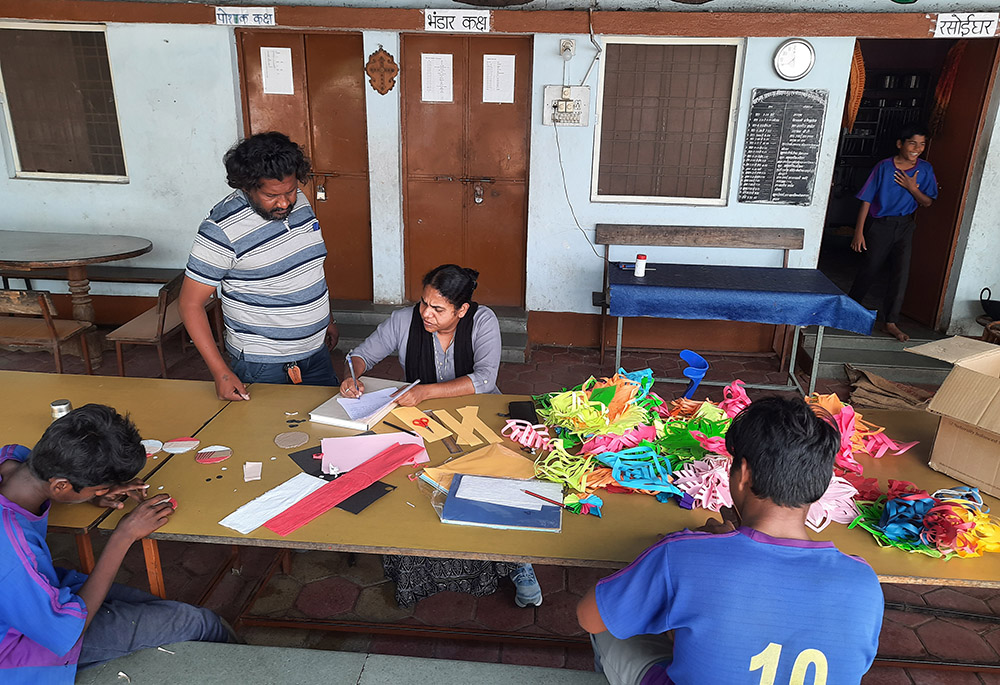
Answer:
xmin=440 ymin=474 xmax=562 ymax=533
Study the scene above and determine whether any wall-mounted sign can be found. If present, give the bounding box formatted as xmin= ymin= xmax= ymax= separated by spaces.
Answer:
xmin=425 ymin=9 xmax=490 ymax=33
xmin=215 ymin=6 xmax=275 ymax=26
xmin=738 ymin=89 xmax=828 ymax=206
xmin=934 ymin=13 xmax=999 ymax=38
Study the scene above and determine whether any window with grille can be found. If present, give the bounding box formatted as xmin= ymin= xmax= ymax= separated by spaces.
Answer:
xmin=0 ymin=24 xmax=126 ymax=181
xmin=594 ymin=39 xmax=742 ymax=204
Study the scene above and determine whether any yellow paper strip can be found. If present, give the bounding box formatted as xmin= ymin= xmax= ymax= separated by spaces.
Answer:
xmin=456 ymin=406 xmax=503 ymax=444
xmin=391 ymin=406 xmax=451 ymax=443
xmin=434 ymin=409 xmax=483 ymax=446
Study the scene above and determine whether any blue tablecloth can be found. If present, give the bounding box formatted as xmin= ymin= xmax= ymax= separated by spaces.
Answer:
xmin=608 ymin=263 xmax=875 ymax=335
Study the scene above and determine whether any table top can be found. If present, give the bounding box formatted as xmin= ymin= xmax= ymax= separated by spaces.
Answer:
xmin=0 ymin=230 xmax=152 ymax=269
xmin=99 ymin=383 xmax=1000 ymax=587
xmin=607 ymin=261 xmax=875 ymax=335
xmin=0 ymin=371 xmax=226 ymax=533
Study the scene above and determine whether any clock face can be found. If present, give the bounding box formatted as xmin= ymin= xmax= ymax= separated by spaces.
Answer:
xmin=774 ymin=40 xmax=814 ymax=81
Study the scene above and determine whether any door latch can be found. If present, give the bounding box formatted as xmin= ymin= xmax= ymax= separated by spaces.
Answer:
xmin=315 ymin=184 xmax=327 ymax=202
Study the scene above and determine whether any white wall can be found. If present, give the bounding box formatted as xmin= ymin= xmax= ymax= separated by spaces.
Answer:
xmin=943 ymin=79 xmax=1000 ymax=336
xmin=0 ymin=23 xmax=242 ymax=296
xmin=524 ymin=34 xmax=855 ymax=314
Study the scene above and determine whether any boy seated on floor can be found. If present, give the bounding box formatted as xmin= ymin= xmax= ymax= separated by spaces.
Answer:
xmin=0 ymin=404 xmax=233 ymax=684
xmin=577 ymin=396 xmax=883 ymax=685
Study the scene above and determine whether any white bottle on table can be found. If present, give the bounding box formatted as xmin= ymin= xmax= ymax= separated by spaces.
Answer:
xmin=634 ymin=254 xmax=647 ymax=278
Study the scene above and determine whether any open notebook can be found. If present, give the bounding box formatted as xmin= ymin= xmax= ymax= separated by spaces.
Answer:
xmin=309 ymin=376 xmax=416 ymax=431
xmin=440 ymin=474 xmax=563 ymax=533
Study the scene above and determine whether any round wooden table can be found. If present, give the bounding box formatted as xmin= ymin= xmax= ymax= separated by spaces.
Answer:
xmin=0 ymin=230 xmax=153 ymax=365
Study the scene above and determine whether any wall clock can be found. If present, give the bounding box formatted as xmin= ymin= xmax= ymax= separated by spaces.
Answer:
xmin=774 ymin=39 xmax=815 ymax=81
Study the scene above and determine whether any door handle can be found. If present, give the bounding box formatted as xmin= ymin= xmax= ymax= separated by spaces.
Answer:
xmin=434 ymin=175 xmax=455 ymax=182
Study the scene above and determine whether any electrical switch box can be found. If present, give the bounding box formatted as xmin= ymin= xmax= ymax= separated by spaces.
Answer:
xmin=542 ymin=85 xmax=590 ymax=127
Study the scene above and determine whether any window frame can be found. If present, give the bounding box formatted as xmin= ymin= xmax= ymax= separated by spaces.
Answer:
xmin=0 ymin=21 xmax=128 ymax=183
xmin=591 ymin=36 xmax=744 ymax=206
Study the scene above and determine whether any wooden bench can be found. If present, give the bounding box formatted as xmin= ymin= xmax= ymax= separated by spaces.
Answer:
xmin=76 ymin=642 xmax=608 ymax=685
xmin=0 ymin=265 xmax=182 ymax=289
xmin=593 ymin=224 xmax=806 ymax=365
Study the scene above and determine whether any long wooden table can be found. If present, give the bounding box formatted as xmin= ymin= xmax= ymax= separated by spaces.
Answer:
xmin=99 ymin=383 xmax=1000 ymax=594
xmin=0 ymin=371 xmax=225 ymax=571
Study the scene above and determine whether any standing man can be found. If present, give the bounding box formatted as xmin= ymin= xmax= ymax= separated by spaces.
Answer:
xmin=848 ymin=123 xmax=938 ymax=342
xmin=180 ymin=132 xmax=338 ymax=401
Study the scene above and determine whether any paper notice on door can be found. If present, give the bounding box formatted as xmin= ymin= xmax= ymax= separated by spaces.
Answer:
xmin=261 ymin=47 xmax=294 ymax=95
xmin=483 ymin=54 xmax=515 ymax=104
xmin=421 ymin=53 xmax=453 ymax=103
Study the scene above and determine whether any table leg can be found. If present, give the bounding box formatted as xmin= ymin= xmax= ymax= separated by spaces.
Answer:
xmin=808 ymin=326 xmax=824 ymax=396
xmin=66 ymin=265 xmax=102 ymax=369
xmin=75 ymin=532 xmax=95 ymax=574
xmin=141 ymin=538 xmax=167 ymax=598
xmin=615 ymin=317 xmax=623 ymax=370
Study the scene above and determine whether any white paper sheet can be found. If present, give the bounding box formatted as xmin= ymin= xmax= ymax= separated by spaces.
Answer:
xmin=336 ymin=386 xmax=397 ymax=421
xmin=321 ymin=432 xmax=427 ymax=475
xmin=421 ymin=53 xmax=453 ymax=103
xmin=261 ymin=47 xmax=294 ymax=95
xmin=483 ymin=55 xmax=515 ymax=104
xmin=243 ymin=461 xmax=262 ymax=482
xmin=454 ymin=476 xmax=563 ymax=511
xmin=219 ymin=472 xmax=326 ymax=535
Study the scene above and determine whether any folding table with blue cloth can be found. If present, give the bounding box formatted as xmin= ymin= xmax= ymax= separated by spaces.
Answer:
xmin=607 ymin=262 xmax=876 ymax=394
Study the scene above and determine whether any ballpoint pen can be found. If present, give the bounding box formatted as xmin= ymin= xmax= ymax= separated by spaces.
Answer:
xmin=346 ymin=351 xmax=361 ymax=397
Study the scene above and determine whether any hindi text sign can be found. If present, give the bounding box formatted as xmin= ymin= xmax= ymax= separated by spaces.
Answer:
xmin=425 ymin=9 xmax=490 ymax=33
xmin=934 ymin=13 xmax=999 ymax=38
xmin=215 ymin=6 xmax=275 ymax=26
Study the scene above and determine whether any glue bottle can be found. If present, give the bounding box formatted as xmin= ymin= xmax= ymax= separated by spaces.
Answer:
xmin=634 ymin=254 xmax=647 ymax=278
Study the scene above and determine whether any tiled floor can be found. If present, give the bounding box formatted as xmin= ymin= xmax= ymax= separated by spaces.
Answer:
xmin=5 ymin=333 xmax=1000 ymax=683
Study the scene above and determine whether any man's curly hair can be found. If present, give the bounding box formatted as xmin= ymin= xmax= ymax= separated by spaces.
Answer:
xmin=223 ymin=132 xmax=311 ymax=191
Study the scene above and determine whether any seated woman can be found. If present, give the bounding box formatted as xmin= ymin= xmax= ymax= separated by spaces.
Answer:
xmin=340 ymin=264 xmax=542 ymax=608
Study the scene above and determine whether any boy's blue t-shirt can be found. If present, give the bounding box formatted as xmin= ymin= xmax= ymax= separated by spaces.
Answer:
xmin=856 ymin=157 xmax=938 ymax=219
xmin=596 ymin=527 xmax=884 ymax=685
xmin=0 ymin=444 xmax=87 ymax=685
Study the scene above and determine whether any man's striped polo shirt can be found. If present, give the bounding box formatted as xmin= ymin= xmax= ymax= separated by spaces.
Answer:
xmin=185 ymin=188 xmax=330 ymax=364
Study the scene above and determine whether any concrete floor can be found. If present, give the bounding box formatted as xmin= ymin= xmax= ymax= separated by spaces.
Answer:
xmin=3 ymin=331 xmax=1000 ymax=683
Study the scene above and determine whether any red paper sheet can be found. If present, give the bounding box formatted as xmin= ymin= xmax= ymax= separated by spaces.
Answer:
xmin=263 ymin=442 xmax=424 ymax=537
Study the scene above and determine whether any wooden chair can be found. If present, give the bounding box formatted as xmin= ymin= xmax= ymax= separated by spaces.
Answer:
xmin=106 ymin=274 xmax=223 ymax=378
xmin=0 ymin=290 xmax=94 ymax=374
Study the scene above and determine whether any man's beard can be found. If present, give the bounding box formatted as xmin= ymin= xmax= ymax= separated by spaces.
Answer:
xmin=250 ymin=199 xmax=292 ymax=222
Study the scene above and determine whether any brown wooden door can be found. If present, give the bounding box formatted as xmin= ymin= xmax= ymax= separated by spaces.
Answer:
xmin=401 ymin=35 xmax=531 ymax=306
xmin=902 ymin=38 xmax=999 ymax=327
xmin=238 ymin=31 xmax=373 ymax=301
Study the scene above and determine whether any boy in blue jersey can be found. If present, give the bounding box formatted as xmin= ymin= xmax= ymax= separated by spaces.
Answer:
xmin=577 ymin=396 xmax=883 ymax=685
xmin=848 ymin=123 xmax=938 ymax=342
xmin=0 ymin=404 xmax=231 ymax=684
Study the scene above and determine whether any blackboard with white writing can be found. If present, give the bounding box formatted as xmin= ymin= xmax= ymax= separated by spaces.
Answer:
xmin=738 ymin=89 xmax=828 ymax=206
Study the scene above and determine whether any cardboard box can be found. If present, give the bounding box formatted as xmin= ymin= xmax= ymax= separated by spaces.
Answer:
xmin=907 ymin=337 xmax=1000 ymax=497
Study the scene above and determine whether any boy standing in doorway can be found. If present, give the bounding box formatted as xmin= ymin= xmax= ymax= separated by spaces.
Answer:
xmin=849 ymin=123 xmax=938 ymax=342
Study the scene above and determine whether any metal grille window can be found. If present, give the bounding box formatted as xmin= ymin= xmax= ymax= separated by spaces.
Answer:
xmin=0 ymin=24 xmax=126 ymax=181
xmin=594 ymin=39 xmax=742 ymax=204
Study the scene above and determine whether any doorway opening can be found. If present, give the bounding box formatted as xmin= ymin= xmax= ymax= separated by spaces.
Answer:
xmin=819 ymin=38 xmax=999 ymax=333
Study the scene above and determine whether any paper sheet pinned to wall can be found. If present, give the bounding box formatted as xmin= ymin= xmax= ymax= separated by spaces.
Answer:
xmin=483 ymin=54 xmax=515 ymax=104
xmin=421 ymin=53 xmax=453 ymax=103
xmin=261 ymin=47 xmax=294 ymax=95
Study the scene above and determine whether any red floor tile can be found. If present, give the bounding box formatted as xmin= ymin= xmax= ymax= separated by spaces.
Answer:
xmin=915 ymin=619 xmax=998 ymax=662
xmin=862 ymin=666 xmax=913 ymax=684
xmin=295 ymin=577 xmax=361 ymax=618
xmin=412 ymin=591 xmax=478 ymax=627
